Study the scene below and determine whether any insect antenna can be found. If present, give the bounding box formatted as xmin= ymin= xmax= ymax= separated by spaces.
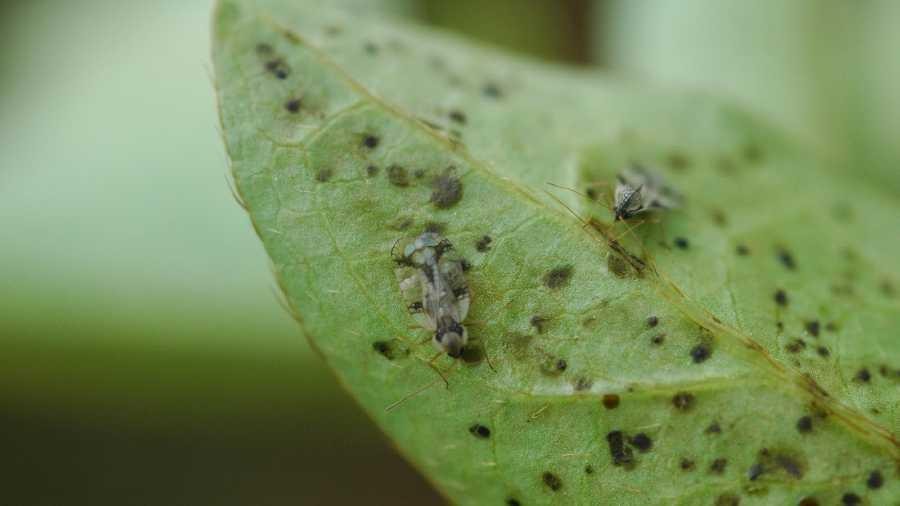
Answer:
xmin=385 ymin=377 xmax=443 ymax=412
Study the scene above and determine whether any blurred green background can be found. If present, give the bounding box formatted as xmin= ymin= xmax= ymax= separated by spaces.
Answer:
xmin=1 ymin=1 xmax=897 ymax=504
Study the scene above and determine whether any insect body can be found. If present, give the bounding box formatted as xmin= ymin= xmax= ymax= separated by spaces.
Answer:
xmin=395 ymin=233 xmax=470 ymax=358
xmin=613 ymin=165 xmax=682 ymax=221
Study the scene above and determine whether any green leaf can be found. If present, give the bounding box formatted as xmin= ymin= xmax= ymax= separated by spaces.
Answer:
xmin=212 ymin=1 xmax=899 ymax=504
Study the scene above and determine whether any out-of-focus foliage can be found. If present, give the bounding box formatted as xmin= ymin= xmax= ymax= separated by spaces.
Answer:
xmin=602 ymin=0 xmax=900 ymax=194
xmin=214 ymin=0 xmax=899 ymax=504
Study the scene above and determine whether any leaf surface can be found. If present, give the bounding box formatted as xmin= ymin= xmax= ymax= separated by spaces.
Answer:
xmin=212 ymin=2 xmax=900 ymax=504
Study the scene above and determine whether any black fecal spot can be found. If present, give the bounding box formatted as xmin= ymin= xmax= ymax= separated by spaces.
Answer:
xmin=607 ymin=253 xmax=631 ymax=278
xmin=423 ymin=221 xmax=445 ymax=234
xmin=323 ymin=25 xmax=342 ymax=37
xmin=476 ymin=235 xmax=492 ymax=252
xmin=805 ymin=320 xmax=820 ymax=337
xmin=255 ymin=43 xmax=274 ymax=55
xmin=715 ymin=494 xmax=740 ymax=506
xmin=855 ymin=368 xmax=871 ymax=383
xmin=542 ymin=471 xmax=562 ymax=491
xmin=584 ymin=465 xmax=594 ymax=475
xmin=315 ymin=168 xmax=333 ymax=182
xmin=540 ymin=356 xmax=567 ymax=376
xmin=372 ymin=340 xmax=406 ymax=360
xmin=460 ymin=345 xmax=485 ymax=364
xmin=483 ymin=82 xmax=503 ymax=99
xmin=449 ymin=110 xmax=467 ymax=124
xmin=867 ymin=470 xmax=883 ymax=489
xmin=667 ymin=152 xmax=691 ymax=171
xmin=672 ymin=392 xmax=695 ymax=411
xmin=816 ymin=346 xmax=830 ymax=358
xmin=711 ymin=209 xmax=728 ymax=227
xmin=680 ymin=458 xmax=695 ymax=471
xmin=468 ymin=423 xmax=491 ymax=439
xmin=284 ymin=98 xmax=301 ymax=113
xmin=362 ymin=134 xmax=379 ymax=149
xmin=651 ymin=333 xmax=666 ymax=345
xmin=705 ymin=422 xmax=722 ymax=435
xmin=430 ymin=170 xmax=463 ymax=209
xmin=544 ymin=265 xmax=574 ymax=289
xmin=774 ymin=289 xmax=789 ymax=307
xmin=786 ymin=339 xmax=806 ymax=353
xmin=574 ymin=377 xmax=593 ymax=391
xmin=647 ymin=316 xmax=659 ymax=327
xmin=387 ymin=165 xmax=409 ymax=187
xmin=586 ymin=187 xmax=599 ymax=201
xmin=530 ymin=315 xmax=550 ymax=334
xmin=825 ymin=322 xmax=838 ymax=332
xmin=628 ymin=433 xmax=653 ymax=453
xmin=736 ymin=244 xmax=750 ymax=256
xmin=459 ymin=259 xmax=472 ymax=272
xmin=710 ymin=458 xmax=728 ymax=474
xmin=506 ymin=499 xmax=521 ymax=506
xmin=602 ymin=394 xmax=620 ymax=409
xmin=690 ymin=343 xmax=712 ymax=364
xmin=776 ymin=321 xmax=784 ymax=332
xmin=798 ymin=497 xmax=820 ymax=506
xmin=743 ymin=144 xmax=763 ymax=164
xmin=776 ymin=248 xmax=796 ymax=270
xmin=881 ymin=279 xmax=896 ymax=298
xmin=365 ymin=165 xmax=379 ymax=177
xmin=363 ymin=41 xmax=378 ymax=55
xmin=674 ymin=237 xmax=690 ymax=250
xmin=413 ymin=168 xmax=426 ymax=179
xmin=796 ymin=416 xmax=813 ymax=434
xmin=841 ymin=492 xmax=861 ymax=505
xmin=264 ymin=58 xmax=290 ymax=79
xmin=606 ymin=431 xmax=634 ymax=467
xmin=749 ymin=448 xmax=807 ymax=480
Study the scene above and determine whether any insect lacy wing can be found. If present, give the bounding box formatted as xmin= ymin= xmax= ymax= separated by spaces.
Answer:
xmin=441 ymin=259 xmax=470 ymax=321
xmin=395 ymin=267 xmax=436 ymax=331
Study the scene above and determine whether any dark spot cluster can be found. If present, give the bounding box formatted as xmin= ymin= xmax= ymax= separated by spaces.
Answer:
xmin=541 ymin=471 xmax=562 ymax=491
xmin=714 ymin=493 xmax=740 ymax=506
xmin=774 ymin=289 xmax=789 ymax=307
xmin=530 ymin=315 xmax=551 ymax=334
xmin=785 ymin=339 xmax=806 ymax=353
xmin=672 ymin=392 xmax=695 ymax=411
xmin=362 ymin=134 xmax=379 ymax=149
xmin=680 ymin=458 xmax=696 ymax=471
xmin=482 ymin=82 xmax=503 ymax=99
xmin=605 ymin=431 xmax=634 ymax=468
xmin=574 ymin=377 xmax=593 ymax=391
xmin=690 ymin=343 xmax=712 ymax=364
xmin=650 ymin=333 xmax=666 ymax=345
xmin=365 ymin=165 xmax=379 ymax=177
xmin=430 ymin=170 xmax=463 ymax=209
xmin=854 ymin=368 xmax=871 ymax=383
xmin=804 ymin=320 xmax=820 ymax=337
xmin=709 ymin=458 xmax=728 ymax=475
xmin=448 ymin=110 xmax=467 ymax=124
xmin=796 ymin=415 xmax=813 ymax=434
xmin=667 ymin=152 xmax=691 ymax=171
xmin=540 ymin=357 xmax=567 ymax=376
xmin=628 ymin=433 xmax=653 ymax=453
xmin=363 ymin=41 xmax=378 ymax=55
xmin=747 ymin=448 xmax=806 ymax=481
xmin=264 ymin=57 xmax=290 ymax=80
xmin=841 ymin=492 xmax=861 ymax=505
xmin=468 ymin=423 xmax=490 ymax=439
xmin=867 ymin=469 xmax=883 ymax=489
xmin=315 ymin=168 xmax=333 ymax=182
xmin=284 ymin=98 xmax=302 ymax=114
xmin=673 ymin=237 xmax=690 ymax=250
xmin=647 ymin=315 xmax=659 ymax=327
xmin=372 ymin=339 xmax=407 ymax=361
xmin=776 ymin=247 xmax=796 ymax=270
xmin=387 ymin=165 xmax=409 ymax=187
xmin=475 ymin=235 xmax=492 ymax=252
xmin=735 ymin=244 xmax=750 ymax=256
xmin=544 ymin=265 xmax=574 ymax=289
xmin=705 ymin=422 xmax=722 ymax=435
